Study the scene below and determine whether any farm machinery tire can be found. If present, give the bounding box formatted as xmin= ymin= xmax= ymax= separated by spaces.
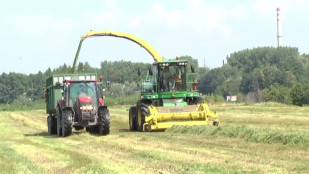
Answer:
xmin=137 ymin=102 xmax=149 ymax=131
xmin=98 ymin=107 xmax=110 ymax=135
xmin=61 ymin=110 xmax=73 ymax=137
xmin=129 ymin=106 xmax=137 ymax=131
xmin=47 ymin=115 xmax=57 ymax=135
xmin=56 ymin=106 xmax=62 ymax=136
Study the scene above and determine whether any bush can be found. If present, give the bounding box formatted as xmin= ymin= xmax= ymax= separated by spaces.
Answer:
xmin=263 ymin=85 xmax=292 ymax=104
xmin=291 ymin=83 xmax=309 ymax=106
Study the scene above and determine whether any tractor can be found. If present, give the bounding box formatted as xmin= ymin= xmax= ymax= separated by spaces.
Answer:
xmin=45 ymin=74 xmax=110 ymax=137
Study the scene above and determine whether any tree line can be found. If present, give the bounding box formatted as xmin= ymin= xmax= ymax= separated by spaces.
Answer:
xmin=198 ymin=47 xmax=309 ymax=106
xmin=0 ymin=47 xmax=308 ymax=106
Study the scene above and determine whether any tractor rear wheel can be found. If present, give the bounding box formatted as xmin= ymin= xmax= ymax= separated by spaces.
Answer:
xmin=98 ymin=108 xmax=110 ymax=135
xmin=137 ymin=102 xmax=149 ymax=131
xmin=62 ymin=110 xmax=73 ymax=137
xmin=129 ymin=106 xmax=137 ymax=131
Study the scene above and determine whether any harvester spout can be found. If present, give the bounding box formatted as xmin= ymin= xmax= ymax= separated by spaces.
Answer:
xmin=71 ymin=30 xmax=164 ymax=73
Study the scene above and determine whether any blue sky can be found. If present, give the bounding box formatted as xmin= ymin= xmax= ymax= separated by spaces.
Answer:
xmin=0 ymin=0 xmax=308 ymax=74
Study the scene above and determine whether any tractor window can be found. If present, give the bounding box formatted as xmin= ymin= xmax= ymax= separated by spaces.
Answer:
xmin=69 ymin=82 xmax=98 ymax=107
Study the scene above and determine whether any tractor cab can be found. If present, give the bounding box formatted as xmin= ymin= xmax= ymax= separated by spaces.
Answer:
xmin=156 ymin=61 xmax=187 ymax=92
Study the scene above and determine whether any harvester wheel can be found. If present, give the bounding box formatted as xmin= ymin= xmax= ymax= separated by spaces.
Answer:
xmin=137 ymin=102 xmax=149 ymax=131
xmin=129 ymin=106 xmax=137 ymax=131
xmin=61 ymin=110 xmax=73 ymax=137
xmin=98 ymin=108 xmax=110 ymax=135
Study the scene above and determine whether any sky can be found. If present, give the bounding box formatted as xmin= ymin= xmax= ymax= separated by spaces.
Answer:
xmin=0 ymin=0 xmax=308 ymax=74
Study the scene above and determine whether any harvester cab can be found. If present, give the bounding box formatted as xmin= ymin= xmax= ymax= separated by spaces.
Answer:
xmin=129 ymin=59 xmax=219 ymax=132
xmin=46 ymin=74 xmax=110 ymax=137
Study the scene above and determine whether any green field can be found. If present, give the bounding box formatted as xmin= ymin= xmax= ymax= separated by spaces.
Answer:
xmin=0 ymin=103 xmax=308 ymax=173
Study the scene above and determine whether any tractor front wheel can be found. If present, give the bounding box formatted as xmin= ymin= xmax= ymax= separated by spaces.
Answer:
xmin=98 ymin=107 xmax=110 ymax=135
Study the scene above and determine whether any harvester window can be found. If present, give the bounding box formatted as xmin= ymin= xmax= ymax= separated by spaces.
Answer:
xmin=159 ymin=64 xmax=186 ymax=91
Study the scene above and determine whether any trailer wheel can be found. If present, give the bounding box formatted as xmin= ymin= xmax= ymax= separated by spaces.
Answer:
xmin=62 ymin=110 xmax=73 ymax=137
xmin=47 ymin=115 xmax=52 ymax=135
xmin=47 ymin=115 xmax=57 ymax=135
xmin=51 ymin=116 xmax=57 ymax=134
xmin=56 ymin=106 xmax=62 ymax=136
xmin=129 ymin=106 xmax=137 ymax=131
xmin=137 ymin=102 xmax=149 ymax=131
xmin=98 ymin=108 xmax=110 ymax=135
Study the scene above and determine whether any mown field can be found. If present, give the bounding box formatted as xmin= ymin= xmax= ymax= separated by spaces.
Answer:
xmin=0 ymin=103 xmax=308 ymax=173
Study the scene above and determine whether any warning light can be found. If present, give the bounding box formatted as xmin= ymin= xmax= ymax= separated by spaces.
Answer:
xmin=193 ymin=84 xmax=197 ymax=90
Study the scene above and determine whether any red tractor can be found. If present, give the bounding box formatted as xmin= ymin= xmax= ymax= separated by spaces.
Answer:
xmin=46 ymin=74 xmax=110 ymax=137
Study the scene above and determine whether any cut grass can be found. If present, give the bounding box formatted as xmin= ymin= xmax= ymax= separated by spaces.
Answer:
xmin=165 ymin=125 xmax=309 ymax=146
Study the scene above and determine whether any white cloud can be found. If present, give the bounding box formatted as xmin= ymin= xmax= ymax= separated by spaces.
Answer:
xmin=149 ymin=1 xmax=230 ymax=36
xmin=14 ymin=14 xmax=55 ymax=36
xmin=230 ymin=6 xmax=249 ymax=20
xmin=128 ymin=15 xmax=145 ymax=29
xmin=55 ymin=17 xmax=73 ymax=31
xmin=152 ymin=3 xmax=166 ymax=19
xmin=166 ymin=10 xmax=184 ymax=28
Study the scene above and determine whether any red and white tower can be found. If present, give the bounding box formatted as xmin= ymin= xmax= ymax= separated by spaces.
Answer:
xmin=277 ymin=7 xmax=283 ymax=47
